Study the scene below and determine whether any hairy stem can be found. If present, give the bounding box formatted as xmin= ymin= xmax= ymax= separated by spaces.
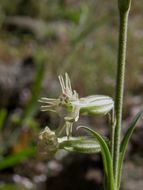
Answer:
xmin=113 ymin=5 xmax=131 ymax=188
xmin=111 ymin=109 xmax=116 ymax=161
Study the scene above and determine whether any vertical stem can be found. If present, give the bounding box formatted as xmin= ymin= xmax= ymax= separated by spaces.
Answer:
xmin=111 ymin=109 xmax=116 ymax=160
xmin=113 ymin=6 xmax=130 ymax=188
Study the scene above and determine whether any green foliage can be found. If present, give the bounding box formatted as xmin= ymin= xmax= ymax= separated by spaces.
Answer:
xmin=0 ymin=50 xmax=46 ymax=170
xmin=22 ymin=51 xmax=46 ymax=124
xmin=0 ymin=147 xmax=36 ymax=170
xmin=117 ymin=110 xmax=143 ymax=188
xmin=0 ymin=109 xmax=7 ymax=130
xmin=0 ymin=183 xmax=27 ymax=190
xmin=78 ymin=126 xmax=115 ymax=190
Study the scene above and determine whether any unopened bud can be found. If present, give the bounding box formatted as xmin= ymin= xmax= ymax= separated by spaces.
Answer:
xmin=38 ymin=127 xmax=59 ymax=158
xmin=118 ymin=0 xmax=131 ymax=13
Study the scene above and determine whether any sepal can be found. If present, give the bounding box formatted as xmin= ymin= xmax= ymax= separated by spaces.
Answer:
xmin=59 ymin=136 xmax=101 ymax=154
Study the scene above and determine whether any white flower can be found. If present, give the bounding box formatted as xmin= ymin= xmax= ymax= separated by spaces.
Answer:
xmin=39 ymin=73 xmax=114 ymax=137
xmin=39 ymin=73 xmax=79 ymax=120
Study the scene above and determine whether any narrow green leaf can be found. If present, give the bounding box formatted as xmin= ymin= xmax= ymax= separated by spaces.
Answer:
xmin=22 ymin=58 xmax=46 ymax=125
xmin=0 ymin=147 xmax=36 ymax=170
xmin=0 ymin=109 xmax=7 ymax=130
xmin=118 ymin=109 xmax=143 ymax=188
xmin=59 ymin=136 xmax=101 ymax=154
xmin=78 ymin=126 xmax=114 ymax=190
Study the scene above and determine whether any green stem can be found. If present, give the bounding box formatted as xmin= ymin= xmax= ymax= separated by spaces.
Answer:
xmin=113 ymin=3 xmax=131 ymax=188
xmin=111 ymin=109 xmax=115 ymax=161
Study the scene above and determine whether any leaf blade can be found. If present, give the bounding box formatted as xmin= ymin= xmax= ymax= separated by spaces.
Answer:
xmin=0 ymin=147 xmax=36 ymax=170
xmin=118 ymin=109 xmax=143 ymax=188
xmin=78 ymin=126 xmax=114 ymax=190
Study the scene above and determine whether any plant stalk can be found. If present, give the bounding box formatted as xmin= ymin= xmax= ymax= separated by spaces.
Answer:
xmin=113 ymin=1 xmax=131 ymax=188
xmin=111 ymin=109 xmax=115 ymax=161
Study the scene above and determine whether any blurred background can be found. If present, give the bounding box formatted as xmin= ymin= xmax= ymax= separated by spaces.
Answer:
xmin=0 ymin=0 xmax=143 ymax=189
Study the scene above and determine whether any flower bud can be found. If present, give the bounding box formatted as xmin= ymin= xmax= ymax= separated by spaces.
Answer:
xmin=38 ymin=127 xmax=59 ymax=158
xmin=118 ymin=0 xmax=131 ymax=13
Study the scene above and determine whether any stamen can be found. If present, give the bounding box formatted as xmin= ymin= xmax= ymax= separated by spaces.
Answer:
xmin=65 ymin=73 xmax=72 ymax=92
xmin=58 ymin=75 xmax=66 ymax=94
